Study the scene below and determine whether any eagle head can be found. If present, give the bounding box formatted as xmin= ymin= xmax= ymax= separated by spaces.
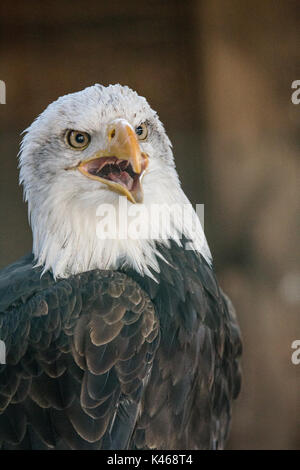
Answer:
xmin=19 ymin=84 xmax=210 ymax=278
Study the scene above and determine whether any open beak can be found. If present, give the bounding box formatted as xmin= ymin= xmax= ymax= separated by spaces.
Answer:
xmin=77 ymin=119 xmax=148 ymax=203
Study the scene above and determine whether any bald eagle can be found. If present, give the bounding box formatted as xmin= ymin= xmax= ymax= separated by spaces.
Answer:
xmin=0 ymin=84 xmax=241 ymax=450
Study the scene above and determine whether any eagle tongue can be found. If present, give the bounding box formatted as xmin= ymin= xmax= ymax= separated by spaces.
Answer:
xmin=109 ymin=170 xmax=133 ymax=190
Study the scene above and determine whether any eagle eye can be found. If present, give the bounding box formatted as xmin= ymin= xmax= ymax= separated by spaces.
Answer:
xmin=66 ymin=130 xmax=91 ymax=150
xmin=135 ymin=123 xmax=148 ymax=140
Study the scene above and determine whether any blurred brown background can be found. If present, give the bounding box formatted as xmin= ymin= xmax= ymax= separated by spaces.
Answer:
xmin=0 ymin=0 xmax=299 ymax=449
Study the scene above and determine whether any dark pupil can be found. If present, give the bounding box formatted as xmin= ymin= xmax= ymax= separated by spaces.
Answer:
xmin=75 ymin=133 xmax=85 ymax=143
xmin=135 ymin=126 xmax=143 ymax=136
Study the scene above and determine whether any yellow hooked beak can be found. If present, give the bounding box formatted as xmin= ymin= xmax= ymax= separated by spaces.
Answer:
xmin=77 ymin=119 xmax=148 ymax=203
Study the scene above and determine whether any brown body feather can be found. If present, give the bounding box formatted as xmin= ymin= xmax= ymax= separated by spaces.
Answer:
xmin=0 ymin=242 xmax=241 ymax=450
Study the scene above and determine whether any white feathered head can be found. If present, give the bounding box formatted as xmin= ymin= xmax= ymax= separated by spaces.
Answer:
xmin=19 ymin=84 xmax=210 ymax=278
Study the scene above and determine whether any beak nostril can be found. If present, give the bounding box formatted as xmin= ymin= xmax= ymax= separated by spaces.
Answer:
xmin=109 ymin=129 xmax=116 ymax=140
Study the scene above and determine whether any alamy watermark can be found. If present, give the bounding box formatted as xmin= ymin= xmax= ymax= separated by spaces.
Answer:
xmin=0 ymin=340 xmax=6 ymax=364
xmin=0 ymin=80 xmax=6 ymax=104
xmin=291 ymin=80 xmax=300 ymax=105
xmin=291 ymin=340 xmax=300 ymax=365
xmin=95 ymin=197 xmax=205 ymax=248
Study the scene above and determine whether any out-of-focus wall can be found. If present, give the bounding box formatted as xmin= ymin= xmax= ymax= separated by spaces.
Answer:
xmin=0 ymin=0 xmax=299 ymax=449
xmin=197 ymin=0 xmax=300 ymax=449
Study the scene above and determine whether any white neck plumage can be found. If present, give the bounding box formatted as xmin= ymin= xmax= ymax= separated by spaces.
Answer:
xmin=29 ymin=183 xmax=211 ymax=280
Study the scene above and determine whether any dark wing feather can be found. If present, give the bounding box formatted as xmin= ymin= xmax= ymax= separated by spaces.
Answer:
xmin=127 ymin=240 xmax=242 ymax=450
xmin=0 ymin=256 xmax=159 ymax=449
